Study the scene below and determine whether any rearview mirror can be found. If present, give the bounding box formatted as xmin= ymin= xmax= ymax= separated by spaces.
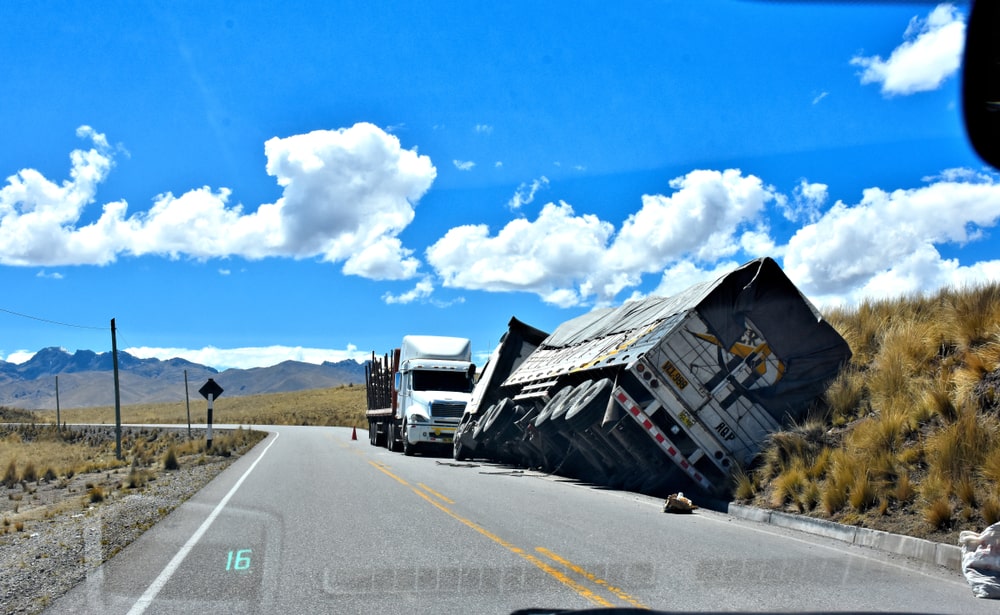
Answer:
xmin=963 ymin=1 xmax=1000 ymax=170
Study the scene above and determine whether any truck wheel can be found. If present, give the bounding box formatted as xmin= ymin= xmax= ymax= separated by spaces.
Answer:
xmin=387 ymin=423 xmax=399 ymax=452
xmin=403 ymin=424 xmax=415 ymax=456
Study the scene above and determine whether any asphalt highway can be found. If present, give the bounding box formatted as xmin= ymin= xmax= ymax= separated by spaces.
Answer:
xmin=45 ymin=425 xmax=992 ymax=614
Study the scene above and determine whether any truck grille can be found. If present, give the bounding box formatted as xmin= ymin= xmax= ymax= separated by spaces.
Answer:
xmin=430 ymin=401 xmax=466 ymax=419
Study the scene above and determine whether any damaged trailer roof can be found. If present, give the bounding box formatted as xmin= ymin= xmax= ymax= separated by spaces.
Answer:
xmin=505 ymin=257 xmax=851 ymax=422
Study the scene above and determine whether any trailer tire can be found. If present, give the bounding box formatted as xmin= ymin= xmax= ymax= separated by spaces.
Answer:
xmin=473 ymin=403 xmax=496 ymax=441
xmin=565 ymin=378 xmax=613 ymax=427
xmin=552 ymin=380 xmax=598 ymax=422
xmin=482 ymin=398 xmax=515 ymax=437
xmin=533 ymin=385 xmax=574 ymax=428
xmin=454 ymin=437 xmax=471 ymax=461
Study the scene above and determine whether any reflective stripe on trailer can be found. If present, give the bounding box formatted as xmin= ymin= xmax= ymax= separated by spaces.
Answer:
xmin=613 ymin=386 xmax=714 ymax=492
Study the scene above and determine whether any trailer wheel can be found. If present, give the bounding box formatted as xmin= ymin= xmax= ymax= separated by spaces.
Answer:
xmin=551 ymin=381 xmax=598 ymax=422
xmin=481 ymin=398 xmax=515 ymax=436
xmin=533 ymin=385 xmax=574 ymax=428
xmin=565 ymin=378 xmax=613 ymax=427
xmin=453 ymin=437 xmax=470 ymax=461
xmin=473 ymin=403 xmax=496 ymax=441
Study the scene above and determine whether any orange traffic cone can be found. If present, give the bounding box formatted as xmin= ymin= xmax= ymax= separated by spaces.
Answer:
xmin=351 ymin=427 xmax=358 ymax=441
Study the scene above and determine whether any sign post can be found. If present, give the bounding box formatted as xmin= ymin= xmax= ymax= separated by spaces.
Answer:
xmin=198 ymin=378 xmax=225 ymax=449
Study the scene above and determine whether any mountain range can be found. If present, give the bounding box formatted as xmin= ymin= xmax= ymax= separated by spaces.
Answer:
xmin=0 ymin=347 xmax=367 ymax=410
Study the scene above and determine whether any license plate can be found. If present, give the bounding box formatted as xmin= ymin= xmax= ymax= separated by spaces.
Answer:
xmin=662 ymin=360 xmax=689 ymax=390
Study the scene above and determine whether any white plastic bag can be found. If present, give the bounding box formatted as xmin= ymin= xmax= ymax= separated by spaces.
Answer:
xmin=960 ymin=522 xmax=1000 ymax=598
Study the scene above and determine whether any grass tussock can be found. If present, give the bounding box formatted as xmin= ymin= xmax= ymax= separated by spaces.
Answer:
xmin=741 ymin=281 xmax=1000 ymax=543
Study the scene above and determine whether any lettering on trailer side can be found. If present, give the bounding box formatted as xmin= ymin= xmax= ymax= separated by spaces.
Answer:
xmin=714 ymin=420 xmax=737 ymax=441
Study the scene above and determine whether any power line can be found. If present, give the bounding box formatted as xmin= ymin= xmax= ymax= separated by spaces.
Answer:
xmin=0 ymin=306 xmax=107 ymax=331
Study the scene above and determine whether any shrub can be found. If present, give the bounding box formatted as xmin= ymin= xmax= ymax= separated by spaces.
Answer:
xmin=3 ymin=459 xmax=17 ymax=488
xmin=21 ymin=462 xmax=37 ymax=483
xmin=162 ymin=446 xmax=179 ymax=471
xmin=924 ymin=497 xmax=953 ymax=530
xmin=87 ymin=485 xmax=105 ymax=503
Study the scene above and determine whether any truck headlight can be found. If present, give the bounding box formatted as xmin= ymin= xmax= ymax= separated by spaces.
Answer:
xmin=409 ymin=414 xmax=429 ymax=424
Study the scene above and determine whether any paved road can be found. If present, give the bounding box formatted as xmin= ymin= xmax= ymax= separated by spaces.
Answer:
xmin=46 ymin=425 xmax=991 ymax=614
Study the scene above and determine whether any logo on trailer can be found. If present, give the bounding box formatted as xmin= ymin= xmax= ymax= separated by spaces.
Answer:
xmin=689 ymin=320 xmax=785 ymax=388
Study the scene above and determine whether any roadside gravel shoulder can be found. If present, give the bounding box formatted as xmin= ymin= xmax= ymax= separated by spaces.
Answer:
xmin=0 ymin=454 xmax=243 ymax=614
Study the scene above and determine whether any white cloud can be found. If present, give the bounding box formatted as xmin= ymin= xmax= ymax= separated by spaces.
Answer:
xmin=383 ymin=277 xmax=435 ymax=304
xmin=3 ymin=350 xmax=36 ymax=364
xmin=812 ymin=92 xmax=828 ymax=105
xmin=647 ymin=260 xmax=743 ymax=300
xmin=474 ymin=124 xmax=493 ymax=135
xmin=218 ymin=268 xmax=230 ymax=275
xmin=508 ymin=176 xmax=549 ymax=210
xmin=453 ymin=160 xmax=475 ymax=171
xmin=780 ymin=180 xmax=828 ymax=223
xmin=605 ymin=169 xmax=776 ymax=273
xmin=495 ymin=161 xmax=503 ymax=168
xmin=0 ymin=127 xmax=123 ymax=266
xmin=0 ymin=123 xmax=435 ymax=281
xmin=124 ymin=345 xmax=368 ymax=370
xmin=783 ymin=171 xmax=1000 ymax=303
xmin=427 ymin=169 xmax=777 ymax=307
xmin=36 ymin=270 xmax=64 ymax=279
xmin=850 ymin=3 xmax=965 ymax=96
xmin=427 ymin=200 xmax=615 ymax=306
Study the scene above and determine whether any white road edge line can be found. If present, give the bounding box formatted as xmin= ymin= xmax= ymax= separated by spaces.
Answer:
xmin=126 ymin=431 xmax=280 ymax=615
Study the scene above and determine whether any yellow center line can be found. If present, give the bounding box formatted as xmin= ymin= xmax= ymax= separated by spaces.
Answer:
xmin=368 ymin=461 xmax=613 ymax=607
xmin=367 ymin=461 xmax=408 ymax=486
xmin=417 ymin=482 xmax=455 ymax=504
xmin=409 ymin=488 xmax=613 ymax=608
xmin=536 ymin=547 xmax=650 ymax=609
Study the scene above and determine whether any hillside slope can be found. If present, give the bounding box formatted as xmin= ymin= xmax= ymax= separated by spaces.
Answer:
xmin=739 ymin=283 xmax=1000 ymax=546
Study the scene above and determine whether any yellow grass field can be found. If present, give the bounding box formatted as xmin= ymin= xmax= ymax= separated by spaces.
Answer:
xmin=30 ymin=384 xmax=368 ymax=429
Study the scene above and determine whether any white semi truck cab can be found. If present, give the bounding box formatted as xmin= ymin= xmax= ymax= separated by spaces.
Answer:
xmin=366 ymin=335 xmax=474 ymax=455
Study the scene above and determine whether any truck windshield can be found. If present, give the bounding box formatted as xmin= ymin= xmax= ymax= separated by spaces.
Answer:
xmin=411 ymin=369 xmax=472 ymax=393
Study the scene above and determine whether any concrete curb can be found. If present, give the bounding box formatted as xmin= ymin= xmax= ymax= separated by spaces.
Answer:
xmin=728 ymin=503 xmax=962 ymax=570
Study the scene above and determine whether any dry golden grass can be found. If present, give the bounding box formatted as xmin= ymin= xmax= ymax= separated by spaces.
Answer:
xmin=743 ymin=281 xmax=1000 ymax=543
xmin=30 ymin=384 xmax=367 ymax=429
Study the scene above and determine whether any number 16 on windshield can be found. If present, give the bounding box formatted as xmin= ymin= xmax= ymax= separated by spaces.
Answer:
xmin=226 ymin=549 xmax=252 ymax=571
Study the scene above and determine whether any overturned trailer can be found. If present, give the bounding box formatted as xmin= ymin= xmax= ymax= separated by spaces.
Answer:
xmin=453 ymin=257 xmax=851 ymax=498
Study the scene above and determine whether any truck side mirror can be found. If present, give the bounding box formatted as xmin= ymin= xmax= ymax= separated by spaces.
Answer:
xmin=394 ymin=371 xmax=402 ymax=393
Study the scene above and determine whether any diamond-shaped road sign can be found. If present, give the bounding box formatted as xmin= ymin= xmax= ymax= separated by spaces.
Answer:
xmin=198 ymin=378 xmax=224 ymax=400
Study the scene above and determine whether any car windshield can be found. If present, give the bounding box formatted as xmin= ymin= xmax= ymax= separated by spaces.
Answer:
xmin=3 ymin=2 xmax=999 ymax=614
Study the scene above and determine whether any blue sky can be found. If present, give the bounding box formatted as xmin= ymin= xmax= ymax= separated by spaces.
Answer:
xmin=1 ymin=1 xmax=996 ymax=370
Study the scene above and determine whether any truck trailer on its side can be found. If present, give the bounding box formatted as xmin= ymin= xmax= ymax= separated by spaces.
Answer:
xmin=452 ymin=257 xmax=852 ymax=499
xmin=365 ymin=335 xmax=475 ymax=455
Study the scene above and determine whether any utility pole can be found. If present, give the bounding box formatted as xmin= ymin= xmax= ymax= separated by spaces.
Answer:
xmin=184 ymin=369 xmax=192 ymax=438
xmin=111 ymin=318 xmax=122 ymax=460
xmin=55 ymin=375 xmax=60 ymax=430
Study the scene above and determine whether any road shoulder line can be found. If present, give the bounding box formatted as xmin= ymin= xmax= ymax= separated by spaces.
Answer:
xmin=125 ymin=431 xmax=281 ymax=615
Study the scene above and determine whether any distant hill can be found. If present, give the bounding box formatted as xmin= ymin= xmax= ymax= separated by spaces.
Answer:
xmin=0 ymin=347 xmax=367 ymax=410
